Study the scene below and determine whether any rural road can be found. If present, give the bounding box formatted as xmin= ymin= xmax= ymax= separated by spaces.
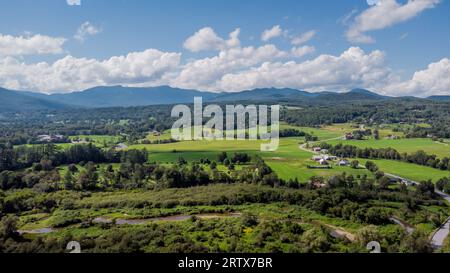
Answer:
xmin=382 ymin=175 xmax=450 ymax=248
xmin=298 ymin=136 xmax=344 ymax=154
xmin=431 ymin=189 xmax=450 ymax=248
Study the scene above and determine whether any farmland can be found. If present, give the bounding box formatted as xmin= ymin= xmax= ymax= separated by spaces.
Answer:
xmin=326 ymin=138 xmax=450 ymax=159
xmin=125 ymin=123 xmax=450 ymax=183
xmin=2 ymin=109 xmax=450 ymax=253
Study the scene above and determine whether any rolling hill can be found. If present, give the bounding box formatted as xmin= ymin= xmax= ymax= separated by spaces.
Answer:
xmin=0 ymin=88 xmax=69 ymax=112
xmin=0 ymin=85 xmax=430 ymax=112
xmin=428 ymin=95 xmax=450 ymax=101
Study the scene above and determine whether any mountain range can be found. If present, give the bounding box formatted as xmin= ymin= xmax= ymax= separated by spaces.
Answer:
xmin=0 ymin=85 xmax=447 ymax=112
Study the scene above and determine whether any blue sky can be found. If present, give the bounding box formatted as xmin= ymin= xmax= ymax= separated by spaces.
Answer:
xmin=0 ymin=0 xmax=449 ymax=96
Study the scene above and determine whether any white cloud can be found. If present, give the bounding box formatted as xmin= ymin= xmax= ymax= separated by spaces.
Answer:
xmin=169 ymin=47 xmax=396 ymax=93
xmin=338 ymin=8 xmax=359 ymax=26
xmin=212 ymin=47 xmax=395 ymax=92
xmin=383 ymin=58 xmax=450 ymax=97
xmin=261 ymin=25 xmax=283 ymax=42
xmin=346 ymin=0 xmax=439 ymax=43
xmin=0 ymin=49 xmax=181 ymax=93
xmin=291 ymin=30 xmax=316 ymax=45
xmin=183 ymin=27 xmax=240 ymax=52
xmin=67 ymin=0 xmax=81 ymax=6
xmin=74 ymin=22 xmax=102 ymax=43
xmin=172 ymin=44 xmax=288 ymax=91
xmin=291 ymin=46 xmax=315 ymax=57
xmin=0 ymin=33 xmax=66 ymax=56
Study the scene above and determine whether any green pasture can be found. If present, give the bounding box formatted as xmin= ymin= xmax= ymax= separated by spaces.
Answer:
xmin=358 ymin=159 xmax=450 ymax=183
xmin=326 ymin=138 xmax=450 ymax=159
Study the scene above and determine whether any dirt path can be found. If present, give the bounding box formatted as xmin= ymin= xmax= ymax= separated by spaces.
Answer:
xmin=18 ymin=228 xmax=55 ymax=235
xmin=389 ymin=217 xmax=415 ymax=234
xmin=323 ymin=224 xmax=356 ymax=241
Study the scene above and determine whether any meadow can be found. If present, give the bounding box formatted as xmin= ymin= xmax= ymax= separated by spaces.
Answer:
xmin=326 ymin=138 xmax=450 ymax=159
xmin=128 ymin=123 xmax=450 ymax=183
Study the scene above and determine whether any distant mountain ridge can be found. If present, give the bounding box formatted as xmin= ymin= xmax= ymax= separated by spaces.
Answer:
xmin=428 ymin=95 xmax=450 ymax=101
xmin=0 ymin=85 xmax=444 ymax=112
xmin=0 ymin=87 xmax=70 ymax=112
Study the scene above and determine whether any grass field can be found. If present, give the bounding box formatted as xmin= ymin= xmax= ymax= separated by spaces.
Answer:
xmin=128 ymin=124 xmax=376 ymax=182
xmin=69 ymin=135 xmax=122 ymax=147
xmin=129 ymin=123 xmax=450 ymax=183
xmin=358 ymin=159 xmax=450 ymax=183
xmin=326 ymin=138 xmax=450 ymax=159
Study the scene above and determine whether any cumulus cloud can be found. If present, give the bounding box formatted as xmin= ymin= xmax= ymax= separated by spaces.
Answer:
xmin=169 ymin=47 xmax=396 ymax=93
xmin=291 ymin=30 xmax=316 ymax=45
xmin=0 ymin=33 xmax=66 ymax=56
xmin=291 ymin=46 xmax=315 ymax=57
xmin=383 ymin=58 xmax=450 ymax=97
xmin=67 ymin=0 xmax=81 ymax=6
xmin=261 ymin=25 xmax=283 ymax=42
xmin=212 ymin=47 xmax=395 ymax=92
xmin=347 ymin=0 xmax=439 ymax=43
xmin=74 ymin=21 xmax=102 ymax=43
xmin=0 ymin=49 xmax=181 ymax=93
xmin=172 ymin=44 xmax=288 ymax=91
xmin=183 ymin=27 xmax=240 ymax=52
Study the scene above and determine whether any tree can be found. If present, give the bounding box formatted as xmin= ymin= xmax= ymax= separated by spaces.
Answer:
xmin=356 ymin=225 xmax=382 ymax=249
xmin=365 ymin=161 xmax=378 ymax=173
xmin=436 ymin=177 xmax=449 ymax=191
xmin=210 ymin=161 xmax=217 ymax=170
xmin=375 ymin=170 xmax=385 ymax=180
xmin=350 ymin=160 xmax=359 ymax=169
xmin=378 ymin=176 xmax=390 ymax=190
xmin=373 ymin=129 xmax=380 ymax=140
xmin=417 ymin=180 xmax=434 ymax=197
xmin=241 ymin=212 xmax=258 ymax=227
xmin=68 ymin=164 xmax=79 ymax=173
xmin=40 ymin=159 xmax=53 ymax=171
xmin=77 ymin=166 xmax=98 ymax=191
xmin=0 ymin=215 xmax=18 ymax=239
xmin=223 ymin=158 xmax=231 ymax=167
xmin=218 ymin=152 xmax=228 ymax=163
xmin=400 ymin=231 xmax=433 ymax=253
xmin=177 ymin=157 xmax=187 ymax=166
xmin=63 ymin=170 xmax=75 ymax=190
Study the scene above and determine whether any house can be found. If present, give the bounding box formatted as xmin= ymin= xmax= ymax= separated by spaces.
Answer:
xmin=37 ymin=135 xmax=51 ymax=142
xmin=313 ymin=147 xmax=322 ymax=152
xmin=319 ymin=159 xmax=329 ymax=165
xmin=385 ymin=135 xmax=399 ymax=140
xmin=312 ymin=155 xmax=323 ymax=161
xmin=338 ymin=159 xmax=349 ymax=166
xmin=345 ymin=133 xmax=354 ymax=140
xmin=115 ymin=143 xmax=128 ymax=150
xmin=37 ymin=134 xmax=64 ymax=142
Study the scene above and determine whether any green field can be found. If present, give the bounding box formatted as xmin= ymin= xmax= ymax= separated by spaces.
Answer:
xmin=326 ymin=138 xmax=450 ymax=159
xmin=127 ymin=123 xmax=450 ymax=183
xmin=69 ymin=135 xmax=122 ymax=147
xmin=358 ymin=159 xmax=450 ymax=183
xmin=128 ymin=125 xmax=375 ymax=182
